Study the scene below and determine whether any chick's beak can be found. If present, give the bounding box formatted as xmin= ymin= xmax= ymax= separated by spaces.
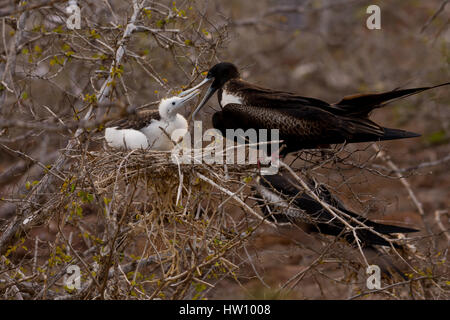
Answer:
xmin=179 ymin=89 xmax=200 ymax=104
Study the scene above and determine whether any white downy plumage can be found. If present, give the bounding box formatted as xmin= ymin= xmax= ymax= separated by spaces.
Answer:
xmin=105 ymin=89 xmax=199 ymax=150
xmin=105 ymin=127 xmax=149 ymax=149
xmin=140 ymin=112 xmax=188 ymax=151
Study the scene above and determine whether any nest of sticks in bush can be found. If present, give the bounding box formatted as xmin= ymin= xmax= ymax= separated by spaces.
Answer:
xmin=5 ymin=142 xmax=446 ymax=300
xmin=16 ymin=147 xmax=268 ymax=299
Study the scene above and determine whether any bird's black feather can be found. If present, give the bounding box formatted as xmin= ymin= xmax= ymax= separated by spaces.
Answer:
xmin=199 ymin=63 xmax=449 ymax=154
xmin=213 ymin=104 xmax=420 ymax=154
xmin=109 ymin=109 xmax=161 ymax=130
xmin=255 ymin=173 xmax=419 ymax=248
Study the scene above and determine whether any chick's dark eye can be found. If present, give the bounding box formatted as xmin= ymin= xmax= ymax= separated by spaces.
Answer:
xmin=172 ymin=102 xmax=175 ymax=105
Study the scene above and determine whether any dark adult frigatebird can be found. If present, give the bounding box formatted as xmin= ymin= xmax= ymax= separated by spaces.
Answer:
xmin=180 ymin=62 xmax=449 ymax=155
xmin=253 ymin=173 xmax=419 ymax=248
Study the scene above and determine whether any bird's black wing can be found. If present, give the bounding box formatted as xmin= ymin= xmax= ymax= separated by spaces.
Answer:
xmin=214 ymin=103 xmax=421 ymax=152
xmin=257 ymin=174 xmax=419 ymax=247
xmin=108 ymin=109 xmax=161 ymax=130
xmin=227 ymin=79 xmax=331 ymax=109
xmin=331 ymin=82 xmax=450 ymax=117
xmin=213 ymin=103 xmax=385 ymax=150
xmin=316 ymin=185 xmax=418 ymax=234
xmin=228 ymin=79 xmax=449 ymax=117
xmin=258 ymin=174 xmax=343 ymax=224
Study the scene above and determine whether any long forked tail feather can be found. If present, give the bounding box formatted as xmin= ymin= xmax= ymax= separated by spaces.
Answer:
xmin=348 ymin=223 xmax=417 ymax=248
xmin=371 ymin=221 xmax=419 ymax=235
xmin=333 ymin=82 xmax=450 ymax=117
xmin=348 ymin=127 xmax=421 ymax=143
xmin=378 ymin=127 xmax=421 ymax=141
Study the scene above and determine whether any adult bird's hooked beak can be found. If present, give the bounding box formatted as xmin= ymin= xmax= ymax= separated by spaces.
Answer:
xmin=179 ymin=77 xmax=216 ymax=121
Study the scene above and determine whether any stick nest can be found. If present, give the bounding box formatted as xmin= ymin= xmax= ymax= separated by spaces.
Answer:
xmin=11 ymin=148 xmax=264 ymax=299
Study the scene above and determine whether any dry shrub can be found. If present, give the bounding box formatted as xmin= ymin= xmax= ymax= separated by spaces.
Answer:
xmin=1 ymin=143 xmax=449 ymax=300
xmin=0 ymin=146 xmax=267 ymax=299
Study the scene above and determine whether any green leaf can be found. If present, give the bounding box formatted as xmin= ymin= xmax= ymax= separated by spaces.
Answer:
xmin=424 ymin=130 xmax=447 ymax=145
xmin=34 ymin=45 xmax=42 ymax=53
